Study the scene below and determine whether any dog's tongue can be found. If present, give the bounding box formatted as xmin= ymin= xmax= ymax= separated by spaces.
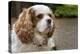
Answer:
xmin=44 ymin=27 xmax=49 ymax=33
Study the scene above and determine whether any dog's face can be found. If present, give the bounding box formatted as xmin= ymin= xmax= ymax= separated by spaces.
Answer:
xmin=30 ymin=5 xmax=55 ymax=34
xmin=15 ymin=5 xmax=55 ymax=46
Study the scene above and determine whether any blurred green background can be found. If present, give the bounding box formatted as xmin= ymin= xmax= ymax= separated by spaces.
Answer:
xmin=53 ymin=5 xmax=78 ymax=18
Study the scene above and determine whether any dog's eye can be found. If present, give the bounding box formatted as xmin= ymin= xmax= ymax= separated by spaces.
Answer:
xmin=37 ymin=14 xmax=43 ymax=19
xmin=48 ymin=14 xmax=52 ymax=17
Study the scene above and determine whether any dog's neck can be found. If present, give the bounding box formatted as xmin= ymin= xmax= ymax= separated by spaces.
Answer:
xmin=32 ymin=31 xmax=48 ymax=46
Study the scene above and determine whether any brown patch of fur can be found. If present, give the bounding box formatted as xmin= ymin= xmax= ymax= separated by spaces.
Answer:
xmin=14 ymin=8 xmax=34 ymax=43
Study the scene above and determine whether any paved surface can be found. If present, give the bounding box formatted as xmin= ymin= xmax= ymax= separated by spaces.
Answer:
xmin=53 ymin=18 xmax=78 ymax=50
xmin=11 ymin=18 xmax=78 ymax=50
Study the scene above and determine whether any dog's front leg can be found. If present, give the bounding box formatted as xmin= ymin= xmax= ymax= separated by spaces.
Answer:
xmin=48 ymin=37 xmax=56 ymax=50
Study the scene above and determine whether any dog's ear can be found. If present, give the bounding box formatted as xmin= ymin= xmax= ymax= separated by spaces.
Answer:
xmin=28 ymin=7 xmax=36 ymax=27
xmin=14 ymin=8 xmax=34 ymax=43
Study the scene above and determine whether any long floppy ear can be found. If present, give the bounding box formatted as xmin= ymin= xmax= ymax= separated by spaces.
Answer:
xmin=14 ymin=8 xmax=34 ymax=43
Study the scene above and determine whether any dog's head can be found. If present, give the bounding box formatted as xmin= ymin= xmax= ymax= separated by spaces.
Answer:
xmin=31 ymin=5 xmax=55 ymax=34
xmin=14 ymin=5 xmax=55 ymax=46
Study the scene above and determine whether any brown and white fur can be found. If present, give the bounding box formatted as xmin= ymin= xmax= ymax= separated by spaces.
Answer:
xmin=11 ymin=5 xmax=56 ymax=53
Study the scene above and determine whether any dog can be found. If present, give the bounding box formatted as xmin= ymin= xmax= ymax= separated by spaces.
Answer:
xmin=11 ymin=5 xmax=56 ymax=53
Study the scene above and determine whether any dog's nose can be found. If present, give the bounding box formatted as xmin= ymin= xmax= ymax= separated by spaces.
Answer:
xmin=47 ymin=19 xmax=51 ymax=24
xmin=38 ymin=44 xmax=42 ymax=47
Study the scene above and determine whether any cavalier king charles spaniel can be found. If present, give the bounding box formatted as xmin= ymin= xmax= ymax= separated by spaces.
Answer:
xmin=11 ymin=5 xmax=56 ymax=53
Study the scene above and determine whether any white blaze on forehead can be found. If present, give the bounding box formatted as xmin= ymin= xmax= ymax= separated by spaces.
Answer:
xmin=32 ymin=5 xmax=52 ymax=15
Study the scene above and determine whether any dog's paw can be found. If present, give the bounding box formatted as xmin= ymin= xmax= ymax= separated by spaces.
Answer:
xmin=51 ymin=46 xmax=57 ymax=50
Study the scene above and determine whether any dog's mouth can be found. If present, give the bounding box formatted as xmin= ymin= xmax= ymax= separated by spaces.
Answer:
xmin=43 ymin=25 xmax=52 ymax=33
xmin=37 ymin=26 xmax=52 ymax=34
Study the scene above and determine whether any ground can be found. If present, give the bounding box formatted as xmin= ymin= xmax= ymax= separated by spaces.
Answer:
xmin=53 ymin=18 xmax=78 ymax=50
